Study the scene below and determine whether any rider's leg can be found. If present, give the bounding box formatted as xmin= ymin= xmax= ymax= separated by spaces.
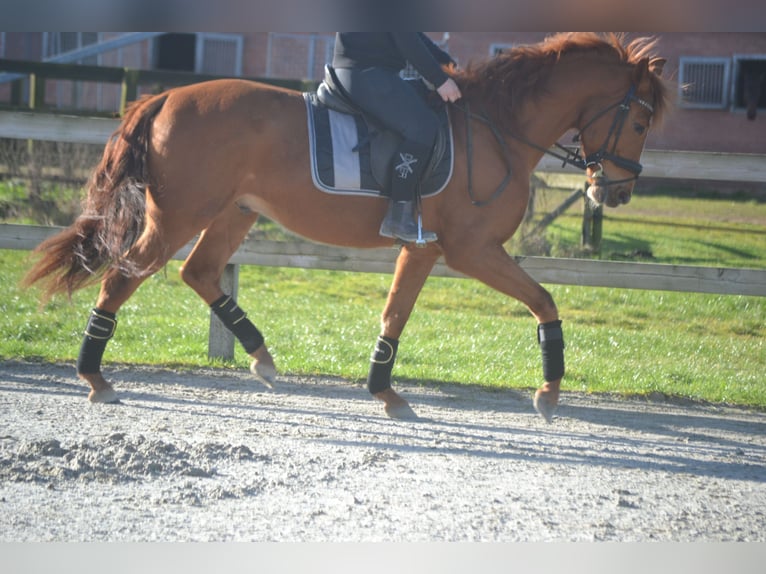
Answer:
xmin=334 ymin=66 xmax=440 ymax=243
xmin=379 ymin=139 xmax=437 ymax=243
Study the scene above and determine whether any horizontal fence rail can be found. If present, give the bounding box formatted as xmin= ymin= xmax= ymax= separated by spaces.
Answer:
xmin=3 ymin=224 xmax=765 ymax=298
xmin=0 ymin=110 xmax=117 ymax=144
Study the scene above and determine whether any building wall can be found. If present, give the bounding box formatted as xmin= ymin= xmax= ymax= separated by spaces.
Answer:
xmin=642 ymin=33 xmax=766 ymax=154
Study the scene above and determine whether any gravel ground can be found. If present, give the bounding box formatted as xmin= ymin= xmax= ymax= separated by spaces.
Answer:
xmin=1 ymin=359 xmax=765 ymax=542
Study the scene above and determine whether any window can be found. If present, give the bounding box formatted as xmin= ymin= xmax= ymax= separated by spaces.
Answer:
xmin=154 ymin=33 xmax=196 ymax=72
xmin=197 ymin=34 xmax=243 ymax=76
xmin=679 ymin=56 xmax=730 ymax=109
xmin=732 ymin=54 xmax=766 ymax=114
xmin=153 ymin=33 xmax=243 ymax=77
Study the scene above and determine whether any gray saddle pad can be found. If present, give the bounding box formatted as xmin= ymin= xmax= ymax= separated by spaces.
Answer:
xmin=304 ymin=92 xmax=454 ymax=198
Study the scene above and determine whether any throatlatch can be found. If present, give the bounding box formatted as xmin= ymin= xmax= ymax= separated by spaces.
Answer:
xmin=538 ymin=320 xmax=565 ymax=382
xmin=76 ymin=308 xmax=117 ymax=374
xmin=367 ymin=335 xmax=399 ymax=394
xmin=210 ymin=294 xmax=264 ymax=354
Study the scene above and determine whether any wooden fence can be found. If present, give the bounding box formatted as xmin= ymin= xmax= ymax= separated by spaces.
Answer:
xmin=2 ymin=110 xmax=765 ymax=358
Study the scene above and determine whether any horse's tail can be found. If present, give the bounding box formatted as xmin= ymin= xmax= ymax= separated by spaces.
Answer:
xmin=23 ymin=92 xmax=169 ymax=301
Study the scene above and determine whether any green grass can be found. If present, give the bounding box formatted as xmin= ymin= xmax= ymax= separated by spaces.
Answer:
xmin=544 ymin=212 xmax=766 ymax=269
xmin=1 ymin=251 xmax=765 ymax=409
xmin=1 ymin=184 xmax=765 ymax=409
xmin=530 ymin=182 xmax=766 ymax=268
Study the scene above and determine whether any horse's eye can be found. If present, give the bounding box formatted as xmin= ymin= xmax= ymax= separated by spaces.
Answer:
xmin=633 ymin=122 xmax=646 ymax=135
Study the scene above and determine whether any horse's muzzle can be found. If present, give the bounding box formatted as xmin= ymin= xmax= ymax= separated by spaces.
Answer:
xmin=587 ymin=180 xmax=632 ymax=207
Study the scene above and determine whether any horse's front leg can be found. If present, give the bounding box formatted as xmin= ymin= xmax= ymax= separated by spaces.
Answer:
xmin=444 ymin=242 xmax=563 ymax=422
xmin=179 ymin=205 xmax=277 ymax=386
xmin=370 ymin=244 xmax=439 ymax=419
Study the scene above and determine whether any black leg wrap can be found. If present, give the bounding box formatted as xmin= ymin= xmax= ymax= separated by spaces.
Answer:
xmin=76 ymin=309 xmax=117 ymax=374
xmin=367 ymin=335 xmax=399 ymax=394
xmin=538 ymin=320 xmax=565 ymax=382
xmin=210 ymin=294 xmax=264 ymax=354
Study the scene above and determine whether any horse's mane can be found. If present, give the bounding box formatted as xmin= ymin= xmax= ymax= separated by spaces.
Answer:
xmin=454 ymin=32 xmax=670 ymax=130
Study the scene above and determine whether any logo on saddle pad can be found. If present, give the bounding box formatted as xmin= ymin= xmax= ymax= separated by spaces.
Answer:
xmin=304 ymin=92 xmax=453 ymax=198
xmin=395 ymin=153 xmax=418 ymax=179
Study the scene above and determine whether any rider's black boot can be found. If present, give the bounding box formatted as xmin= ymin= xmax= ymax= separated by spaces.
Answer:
xmin=379 ymin=200 xmax=437 ymax=244
xmin=380 ymin=141 xmax=437 ymax=244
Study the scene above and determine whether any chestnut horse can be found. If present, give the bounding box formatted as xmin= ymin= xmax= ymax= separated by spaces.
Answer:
xmin=24 ymin=33 xmax=669 ymax=422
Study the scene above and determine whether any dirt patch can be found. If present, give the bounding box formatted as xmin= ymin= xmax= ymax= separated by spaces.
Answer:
xmin=1 ymin=360 xmax=765 ymax=542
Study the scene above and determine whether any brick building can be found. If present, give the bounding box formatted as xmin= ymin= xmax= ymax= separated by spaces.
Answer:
xmin=2 ymin=32 xmax=765 ymax=153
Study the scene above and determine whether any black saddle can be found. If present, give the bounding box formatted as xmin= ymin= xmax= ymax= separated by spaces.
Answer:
xmin=316 ymin=65 xmax=450 ymax=192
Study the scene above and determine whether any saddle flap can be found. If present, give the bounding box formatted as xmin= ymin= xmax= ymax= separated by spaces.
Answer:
xmin=304 ymin=84 xmax=454 ymax=198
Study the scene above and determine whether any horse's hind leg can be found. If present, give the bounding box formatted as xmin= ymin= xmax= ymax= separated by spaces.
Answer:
xmin=369 ymin=245 xmax=438 ymax=419
xmin=179 ymin=203 xmax=276 ymax=386
xmin=80 ymin=269 xmax=155 ymax=403
xmin=79 ymin=210 xmax=195 ymax=403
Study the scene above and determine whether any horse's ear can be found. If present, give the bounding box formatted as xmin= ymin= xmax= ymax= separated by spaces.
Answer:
xmin=648 ymin=57 xmax=667 ymax=77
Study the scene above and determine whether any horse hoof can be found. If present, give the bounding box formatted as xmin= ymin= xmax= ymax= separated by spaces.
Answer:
xmin=384 ymin=402 xmax=419 ymax=421
xmin=250 ymin=360 xmax=276 ymax=389
xmin=88 ymin=387 xmax=120 ymax=404
xmin=533 ymin=389 xmax=558 ymax=423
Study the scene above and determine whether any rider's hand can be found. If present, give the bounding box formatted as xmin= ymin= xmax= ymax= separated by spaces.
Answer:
xmin=437 ymin=78 xmax=462 ymax=103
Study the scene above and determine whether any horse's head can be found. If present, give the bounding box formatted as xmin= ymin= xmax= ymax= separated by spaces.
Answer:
xmin=578 ymin=56 xmax=667 ymax=208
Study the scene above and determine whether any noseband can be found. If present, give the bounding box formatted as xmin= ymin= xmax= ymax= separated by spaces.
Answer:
xmin=573 ymin=84 xmax=655 ymax=187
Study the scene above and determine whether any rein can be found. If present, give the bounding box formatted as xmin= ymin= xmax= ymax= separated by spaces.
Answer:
xmin=451 ymin=100 xmax=514 ymax=207
xmin=450 ymin=84 xmax=654 ymax=206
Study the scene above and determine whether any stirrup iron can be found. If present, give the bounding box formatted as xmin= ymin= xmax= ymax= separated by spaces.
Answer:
xmin=416 ymin=213 xmax=427 ymax=247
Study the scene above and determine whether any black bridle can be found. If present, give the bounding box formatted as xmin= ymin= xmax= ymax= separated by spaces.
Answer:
xmin=451 ymin=84 xmax=654 ymax=206
xmin=575 ymin=84 xmax=654 ymax=186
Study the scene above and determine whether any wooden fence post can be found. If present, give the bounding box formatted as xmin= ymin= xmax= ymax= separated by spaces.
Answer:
xmin=581 ymin=182 xmax=603 ymax=253
xmin=120 ymin=68 xmax=140 ymax=115
xmin=208 ymin=263 xmax=239 ymax=360
xmin=26 ymin=73 xmax=45 ymax=203
xmin=581 ymin=183 xmax=591 ymax=247
xmin=10 ymin=78 xmax=23 ymax=106
xmin=591 ymin=202 xmax=603 ymax=251
xmin=28 ymin=73 xmax=46 ymax=110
